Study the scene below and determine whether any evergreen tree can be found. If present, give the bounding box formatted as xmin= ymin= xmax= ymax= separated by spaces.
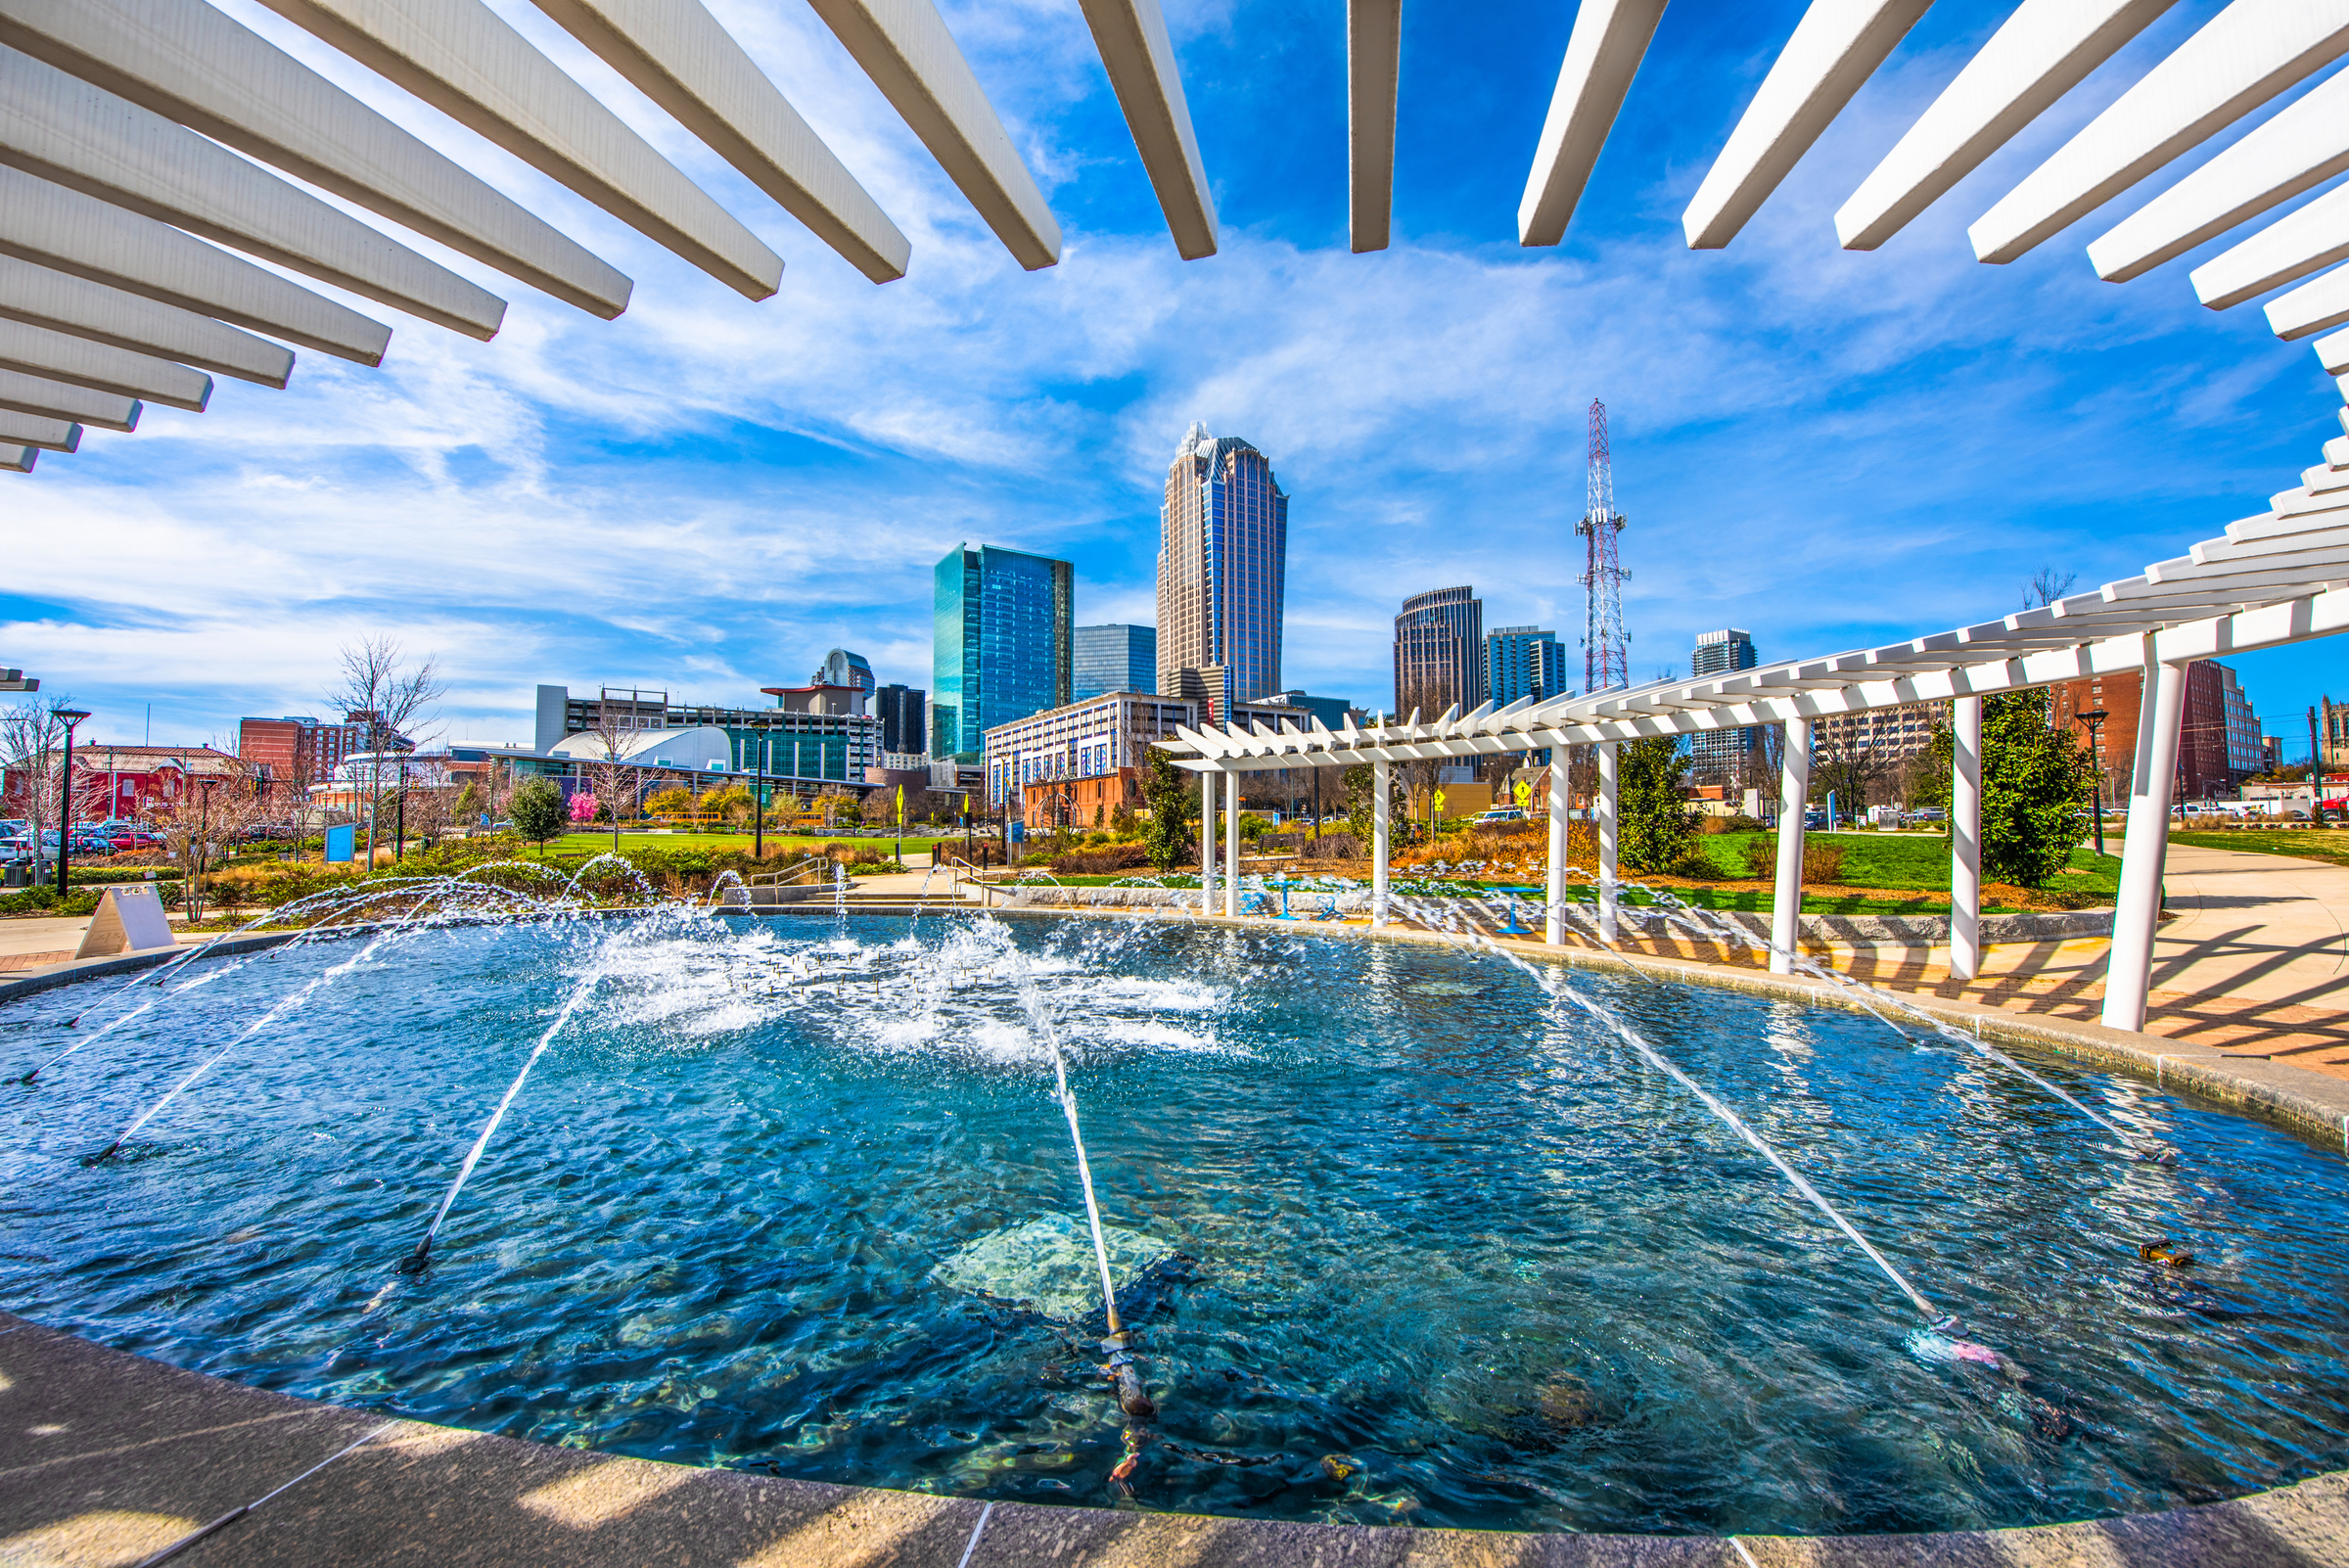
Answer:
xmin=1139 ymin=747 xmax=1196 ymax=869
xmin=1619 ymin=736 xmax=1694 ymax=873
xmin=1981 ymin=689 xmax=2094 ymax=886
xmin=509 ymin=777 xmax=568 ymax=852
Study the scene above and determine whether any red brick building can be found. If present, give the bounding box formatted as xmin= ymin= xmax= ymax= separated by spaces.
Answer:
xmin=238 ymin=715 xmax=374 ymax=807
xmin=1021 ymin=768 xmax=1142 ymax=832
xmin=2050 ymin=660 xmax=2263 ymax=805
xmin=1 ymin=744 xmax=240 ymax=822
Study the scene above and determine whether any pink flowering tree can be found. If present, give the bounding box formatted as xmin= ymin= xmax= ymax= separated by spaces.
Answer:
xmin=570 ymin=790 xmax=599 ymax=824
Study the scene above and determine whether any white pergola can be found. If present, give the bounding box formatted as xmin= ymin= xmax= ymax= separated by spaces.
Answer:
xmin=1165 ymin=453 xmax=2349 ymax=1033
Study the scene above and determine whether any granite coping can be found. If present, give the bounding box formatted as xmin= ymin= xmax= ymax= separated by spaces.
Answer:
xmin=1 ymin=1314 xmax=2344 ymax=1566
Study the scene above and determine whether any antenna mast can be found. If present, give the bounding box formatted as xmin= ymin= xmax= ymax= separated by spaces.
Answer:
xmin=1578 ymin=398 xmax=1628 ymax=693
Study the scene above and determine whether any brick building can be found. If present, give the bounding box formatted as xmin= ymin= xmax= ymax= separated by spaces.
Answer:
xmin=3 ymin=744 xmax=242 ymax=821
xmin=2050 ymin=660 xmax=2261 ymax=804
xmin=1022 ymin=768 xmax=1143 ymax=832
xmin=238 ymin=714 xmax=390 ymax=806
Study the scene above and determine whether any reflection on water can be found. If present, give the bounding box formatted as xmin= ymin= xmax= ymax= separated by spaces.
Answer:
xmin=3 ymin=911 xmax=2346 ymax=1536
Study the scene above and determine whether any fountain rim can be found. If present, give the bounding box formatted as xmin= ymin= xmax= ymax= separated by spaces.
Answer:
xmin=4 ymin=907 xmax=2349 ymax=1554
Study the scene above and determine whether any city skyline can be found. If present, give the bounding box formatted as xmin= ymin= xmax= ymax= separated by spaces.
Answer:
xmin=6 ymin=1 xmax=2343 ymax=759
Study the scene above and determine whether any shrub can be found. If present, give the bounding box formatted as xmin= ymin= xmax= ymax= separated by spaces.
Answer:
xmin=1982 ymin=689 xmax=2095 ymax=887
xmin=1301 ymin=833 xmax=1361 ymax=860
xmin=1620 ymin=737 xmax=1696 ymax=874
xmin=1743 ymin=836 xmax=1846 ymax=883
xmin=1050 ymin=842 xmax=1152 ymax=875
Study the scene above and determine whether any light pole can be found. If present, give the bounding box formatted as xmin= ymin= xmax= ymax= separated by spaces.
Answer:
xmin=2311 ymin=705 xmax=2328 ymax=827
xmin=2074 ymin=709 xmax=2109 ymax=855
xmin=753 ymin=732 xmax=766 ymax=861
xmin=55 ymin=709 xmax=88 ymax=897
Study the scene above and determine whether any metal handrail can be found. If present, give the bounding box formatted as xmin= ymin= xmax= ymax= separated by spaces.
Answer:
xmin=744 ymin=854 xmax=827 ymax=888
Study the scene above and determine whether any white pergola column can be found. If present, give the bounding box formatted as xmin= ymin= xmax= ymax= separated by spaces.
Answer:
xmin=1950 ymin=694 xmax=1982 ymax=982
xmin=1371 ymin=759 xmax=1391 ymax=928
xmin=1543 ymin=744 xmax=1569 ymax=943
xmin=1596 ymin=740 xmax=1620 ymax=945
xmin=2103 ymin=658 xmax=2187 ymax=1032
xmin=1771 ymin=718 xmax=1812 ymax=976
xmin=1199 ymin=767 xmax=1215 ymax=911
xmin=1222 ymin=769 xmax=1240 ymax=918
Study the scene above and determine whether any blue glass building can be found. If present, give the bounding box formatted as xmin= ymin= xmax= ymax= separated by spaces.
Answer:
xmin=1073 ymin=623 xmax=1157 ymax=701
xmin=1485 ymin=625 xmax=1570 ymax=706
xmin=1689 ymin=628 xmax=1759 ymax=781
xmin=933 ymin=543 xmax=1074 ymax=761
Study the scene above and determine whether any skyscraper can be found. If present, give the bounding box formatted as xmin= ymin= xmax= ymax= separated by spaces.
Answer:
xmin=932 ymin=543 xmax=1074 ymax=761
xmin=1074 ymin=623 xmax=1158 ymax=700
xmin=1485 ymin=625 xmax=1570 ymax=707
xmin=1689 ymin=628 xmax=1758 ymax=782
xmin=811 ymin=649 xmax=875 ymax=705
xmin=875 ymin=683 xmax=926 ymax=758
xmin=1394 ymin=586 xmax=1484 ymax=716
xmin=1158 ymin=423 xmax=1288 ymax=704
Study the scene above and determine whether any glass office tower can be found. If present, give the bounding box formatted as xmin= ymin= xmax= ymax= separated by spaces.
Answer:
xmin=1485 ymin=625 xmax=1570 ymax=706
xmin=1394 ymin=586 xmax=1485 ymax=715
xmin=933 ymin=543 xmax=1074 ymax=761
xmin=1074 ymin=623 xmax=1158 ymax=700
xmin=1689 ymin=627 xmax=1759 ymax=781
xmin=1159 ymin=423 xmax=1288 ymax=703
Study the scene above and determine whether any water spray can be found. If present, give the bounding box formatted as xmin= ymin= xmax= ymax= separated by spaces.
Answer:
xmin=404 ymin=963 xmax=605 ymax=1269
xmin=999 ymin=929 xmax=1155 ymax=1423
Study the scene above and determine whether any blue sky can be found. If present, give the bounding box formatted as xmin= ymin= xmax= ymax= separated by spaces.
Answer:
xmin=7 ymin=0 xmax=2345 ymax=756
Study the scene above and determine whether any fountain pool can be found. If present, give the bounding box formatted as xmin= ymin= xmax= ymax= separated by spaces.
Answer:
xmin=4 ymin=910 xmax=2345 ymax=1538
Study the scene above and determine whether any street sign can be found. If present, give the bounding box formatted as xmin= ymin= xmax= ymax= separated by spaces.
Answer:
xmin=1513 ymin=780 xmax=1531 ymax=807
xmin=1433 ymin=789 xmax=1446 ymax=812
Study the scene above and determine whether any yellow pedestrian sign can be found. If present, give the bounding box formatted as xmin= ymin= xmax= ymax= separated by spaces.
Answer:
xmin=1433 ymin=789 xmax=1446 ymax=813
xmin=1513 ymin=779 xmax=1532 ymax=808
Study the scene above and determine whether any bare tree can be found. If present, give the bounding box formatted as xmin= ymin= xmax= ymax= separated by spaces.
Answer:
xmin=324 ymin=638 xmax=446 ymax=865
xmin=579 ymin=702 xmax=644 ymax=853
xmin=1 ymin=697 xmax=94 ymax=884
xmin=153 ymin=757 xmax=269 ymax=922
xmin=2025 ymin=568 xmax=2078 ymax=610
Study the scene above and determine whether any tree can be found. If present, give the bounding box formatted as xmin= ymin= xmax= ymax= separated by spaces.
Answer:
xmin=1139 ymin=746 xmax=1196 ymax=869
xmin=1618 ymin=735 xmax=1694 ymax=874
xmin=645 ymin=784 xmax=694 ymax=817
xmin=1904 ymin=720 xmax=1954 ymax=824
xmin=1981 ymin=689 xmax=2095 ymax=887
xmin=152 ymin=758 xmax=269 ymax=922
xmin=569 ymin=790 xmax=600 ymax=824
xmin=452 ymin=778 xmax=483 ymax=827
xmin=324 ymin=637 xmax=446 ymax=861
xmin=1 ymin=697 xmax=80 ymax=884
xmin=510 ymin=776 xmax=568 ymax=852
xmin=1811 ymin=724 xmax=1891 ymax=819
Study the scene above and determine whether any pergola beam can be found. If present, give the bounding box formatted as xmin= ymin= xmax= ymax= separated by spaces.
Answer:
xmin=0 ymin=44 xmax=507 ymax=338
xmin=254 ymin=0 xmax=783 ymax=300
xmin=1517 ymin=0 xmax=1667 ymax=248
xmin=0 ymin=257 xmax=292 ymax=387
xmin=0 ymin=364 xmax=137 ymax=428
xmin=0 ymin=165 xmax=390 ymax=364
xmin=0 ymin=317 xmax=208 ymax=409
xmin=0 ymin=406 xmax=75 ymax=449
xmin=0 ymin=0 xmax=632 ymax=317
xmin=1683 ymin=0 xmax=1932 ymax=250
xmin=1080 ymin=0 xmax=1217 ymax=259
xmin=1969 ymin=2 xmax=2349 ymax=264
xmin=1838 ymin=0 xmax=2170 ymax=252
xmin=1346 ymin=0 xmax=1401 ymax=254
xmin=802 ymin=0 xmax=1061 ymax=270
xmin=530 ymin=0 xmax=909 ymax=284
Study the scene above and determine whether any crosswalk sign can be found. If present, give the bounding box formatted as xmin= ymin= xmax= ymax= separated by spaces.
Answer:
xmin=1514 ymin=779 xmax=1532 ymax=807
xmin=1433 ymin=789 xmax=1446 ymax=812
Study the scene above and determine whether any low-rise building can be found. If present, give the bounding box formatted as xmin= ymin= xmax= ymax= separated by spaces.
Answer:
xmin=983 ymin=690 xmax=1198 ymax=811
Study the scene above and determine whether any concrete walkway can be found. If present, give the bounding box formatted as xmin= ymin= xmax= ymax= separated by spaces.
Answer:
xmin=1585 ymin=841 xmax=2349 ymax=1083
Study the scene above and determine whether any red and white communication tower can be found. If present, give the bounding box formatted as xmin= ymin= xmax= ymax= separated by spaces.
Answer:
xmin=1577 ymin=398 xmax=1629 ymax=694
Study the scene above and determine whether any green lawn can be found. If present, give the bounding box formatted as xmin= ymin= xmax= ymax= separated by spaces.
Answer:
xmin=2167 ymin=829 xmax=2349 ymax=869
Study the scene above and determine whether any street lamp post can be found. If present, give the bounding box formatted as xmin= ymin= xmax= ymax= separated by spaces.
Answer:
xmin=54 ymin=709 xmax=89 ymax=898
xmin=2075 ymin=709 xmax=2109 ymax=855
xmin=753 ymin=733 xmax=765 ymax=861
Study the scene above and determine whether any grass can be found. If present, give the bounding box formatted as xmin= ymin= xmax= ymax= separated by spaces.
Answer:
xmin=2168 ymin=829 xmax=2349 ymax=869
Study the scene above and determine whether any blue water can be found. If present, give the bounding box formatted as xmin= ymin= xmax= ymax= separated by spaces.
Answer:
xmin=3 ymin=911 xmax=2346 ymax=1536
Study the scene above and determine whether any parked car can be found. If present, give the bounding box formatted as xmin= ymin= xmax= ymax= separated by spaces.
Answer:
xmin=1473 ymin=807 xmax=1529 ymax=823
xmin=108 ymin=828 xmax=161 ymax=850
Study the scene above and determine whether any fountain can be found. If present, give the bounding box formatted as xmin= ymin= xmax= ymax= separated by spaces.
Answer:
xmin=5 ymin=898 xmax=2347 ymax=1537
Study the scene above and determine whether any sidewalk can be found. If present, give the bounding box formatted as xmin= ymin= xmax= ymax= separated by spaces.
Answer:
xmin=1583 ymin=841 xmax=2349 ymax=1084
